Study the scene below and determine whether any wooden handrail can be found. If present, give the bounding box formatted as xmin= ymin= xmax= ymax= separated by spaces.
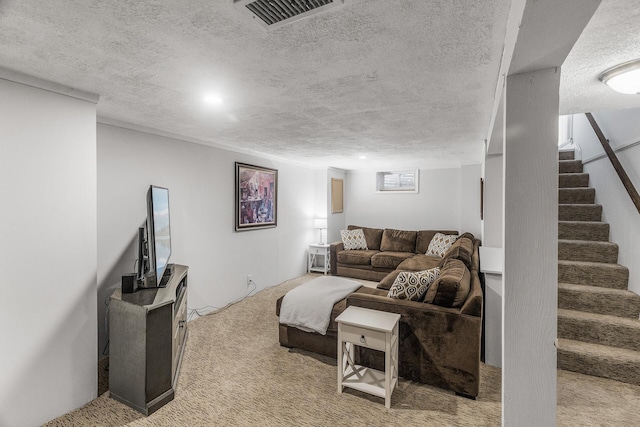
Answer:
xmin=585 ymin=112 xmax=640 ymax=215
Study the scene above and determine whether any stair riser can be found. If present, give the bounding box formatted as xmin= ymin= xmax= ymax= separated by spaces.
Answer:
xmin=558 ymin=241 xmax=618 ymax=263
xmin=558 ymin=317 xmax=640 ymax=352
xmin=558 ymin=222 xmax=609 ymax=241
xmin=558 ymin=288 xmax=640 ymax=319
xmin=559 ymin=205 xmax=602 ymax=221
xmin=559 ymin=160 xmax=583 ymax=173
xmin=558 ymin=349 xmax=640 ymax=386
xmin=559 ymin=173 xmax=589 ymax=188
xmin=558 ymin=263 xmax=628 ymax=289
xmin=559 ymin=151 xmax=575 ymax=161
xmin=558 ymin=188 xmax=595 ymax=204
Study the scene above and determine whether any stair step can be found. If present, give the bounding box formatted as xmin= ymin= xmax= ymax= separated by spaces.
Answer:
xmin=557 ymin=338 xmax=640 ymax=386
xmin=558 ymin=221 xmax=610 ymax=241
xmin=558 ymin=309 xmax=640 ymax=351
xmin=558 ymin=188 xmax=595 ymax=204
xmin=558 ymin=239 xmax=618 ymax=263
xmin=558 ymin=283 xmax=640 ymax=319
xmin=559 ymin=204 xmax=602 ymax=221
xmin=559 ymin=150 xmax=575 ymax=161
xmin=559 ymin=173 xmax=589 ymax=188
xmin=559 ymin=160 xmax=583 ymax=173
xmin=558 ymin=260 xmax=629 ymax=289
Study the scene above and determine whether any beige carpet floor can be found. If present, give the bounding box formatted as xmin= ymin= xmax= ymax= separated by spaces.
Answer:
xmin=46 ymin=274 xmax=640 ymax=426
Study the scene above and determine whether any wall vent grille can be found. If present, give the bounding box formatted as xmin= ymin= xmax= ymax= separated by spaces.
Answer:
xmin=234 ymin=0 xmax=345 ymax=29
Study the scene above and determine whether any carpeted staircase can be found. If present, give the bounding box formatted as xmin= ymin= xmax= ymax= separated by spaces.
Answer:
xmin=557 ymin=150 xmax=640 ymax=385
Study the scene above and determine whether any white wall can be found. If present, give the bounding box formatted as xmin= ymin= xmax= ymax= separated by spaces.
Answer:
xmin=483 ymin=155 xmax=504 ymax=248
xmin=573 ymin=108 xmax=640 ymax=295
xmin=0 ymin=79 xmax=97 ymax=426
xmin=482 ymin=153 xmax=504 ymax=368
xmin=97 ymin=123 xmax=316 ymax=354
xmin=460 ymin=164 xmax=483 ymax=238
xmin=344 ymin=168 xmax=461 ymax=232
xmin=341 ymin=167 xmax=481 ymax=236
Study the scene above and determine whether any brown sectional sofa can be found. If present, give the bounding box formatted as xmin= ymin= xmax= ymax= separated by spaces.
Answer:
xmin=277 ymin=225 xmax=483 ymax=399
xmin=330 ymin=225 xmax=460 ymax=281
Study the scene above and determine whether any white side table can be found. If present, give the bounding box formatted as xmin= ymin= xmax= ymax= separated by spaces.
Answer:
xmin=336 ymin=306 xmax=401 ymax=408
xmin=308 ymin=243 xmax=330 ymax=275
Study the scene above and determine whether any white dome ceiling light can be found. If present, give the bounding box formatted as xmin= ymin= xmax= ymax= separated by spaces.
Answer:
xmin=599 ymin=59 xmax=640 ymax=95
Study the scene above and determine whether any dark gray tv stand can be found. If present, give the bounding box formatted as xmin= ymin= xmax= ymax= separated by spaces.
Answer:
xmin=109 ymin=264 xmax=188 ymax=415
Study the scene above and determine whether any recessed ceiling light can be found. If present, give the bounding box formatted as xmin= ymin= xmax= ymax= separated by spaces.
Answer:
xmin=203 ymin=94 xmax=224 ymax=105
xmin=359 ymin=155 xmax=367 ymax=160
xmin=599 ymin=59 xmax=640 ymax=95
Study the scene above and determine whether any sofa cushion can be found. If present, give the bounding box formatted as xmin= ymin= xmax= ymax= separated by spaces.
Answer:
xmin=439 ymin=237 xmax=474 ymax=271
xmin=415 ymin=230 xmax=459 ymax=254
xmin=396 ymin=254 xmax=441 ymax=271
xmin=425 ymin=232 xmax=458 ymax=257
xmin=340 ymin=229 xmax=368 ymax=250
xmin=387 ymin=268 xmax=440 ymax=301
xmin=348 ymin=225 xmax=384 ymax=251
xmin=371 ymin=251 xmax=415 ymax=269
xmin=424 ymin=258 xmax=471 ymax=308
xmin=380 ymin=228 xmax=417 ymax=252
xmin=336 ymin=249 xmax=379 ymax=266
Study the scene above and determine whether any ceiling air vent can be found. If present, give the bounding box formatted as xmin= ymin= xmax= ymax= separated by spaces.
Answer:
xmin=234 ymin=0 xmax=347 ymax=29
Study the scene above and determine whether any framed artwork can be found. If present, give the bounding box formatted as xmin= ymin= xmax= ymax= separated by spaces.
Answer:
xmin=331 ymin=178 xmax=344 ymax=213
xmin=235 ymin=162 xmax=278 ymax=231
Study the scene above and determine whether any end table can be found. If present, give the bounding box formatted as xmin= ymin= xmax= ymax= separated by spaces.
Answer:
xmin=308 ymin=243 xmax=330 ymax=275
xmin=336 ymin=306 xmax=401 ymax=408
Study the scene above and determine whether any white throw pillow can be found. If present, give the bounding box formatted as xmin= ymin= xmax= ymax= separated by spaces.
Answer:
xmin=340 ymin=229 xmax=368 ymax=250
xmin=426 ymin=233 xmax=458 ymax=257
xmin=387 ymin=268 xmax=440 ymax=301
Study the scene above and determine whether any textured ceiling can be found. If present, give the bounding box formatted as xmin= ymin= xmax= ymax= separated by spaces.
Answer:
xmin=560 ymin=0 xmax=640 ymax=115
xmin=0 ymin=1 xmax=637 ymax=170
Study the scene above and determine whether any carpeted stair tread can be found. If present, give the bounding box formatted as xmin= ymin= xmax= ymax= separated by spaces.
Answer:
xmin=558 ymin=282 xmax=640 ymax=318
xmin=558 ymin=221 xmax=609 ymax=241
xmin=558 ymin=239 xmax=618 ymax=263
xmin=559 ymin=150 xmax=575 ymax=161
xmin=559 ymin=160 xmax=583 ymax=174
xmin=559 ymin=204 xmax=602 ymax=221
xmin=559 ymin=173 xmax=589 ymax=188
xmin=557 ymin=338 xmax=640 ymax=386
xmin=558 ymin=188 xmax=596 ymax=204
xmin=558 ymin=309 xmax=640 ymax=351
xmin=558 ymin=260 xmax=629 ymax=289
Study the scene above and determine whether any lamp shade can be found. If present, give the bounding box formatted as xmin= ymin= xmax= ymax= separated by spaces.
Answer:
xmin=313 ymin=218 xmax=327 ymax=229
xmin=599 ymin=59 xmax=640 ymax=95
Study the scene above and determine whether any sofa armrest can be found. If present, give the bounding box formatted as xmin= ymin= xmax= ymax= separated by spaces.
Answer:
xmin=330 ymin=241 xmax=343 ymax=275
xmin=460 ymin=270 xmax=483 ymax=316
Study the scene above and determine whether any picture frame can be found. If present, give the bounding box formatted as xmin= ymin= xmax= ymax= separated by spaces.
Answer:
xmin=235 ymin=162 xmax=278 ymax=231
xmin=331 ymin=178 xmax=344 ymax=213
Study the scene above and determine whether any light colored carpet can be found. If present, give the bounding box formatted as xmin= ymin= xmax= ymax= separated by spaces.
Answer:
xmin=46 ymin=274 xmax=640 ymax=426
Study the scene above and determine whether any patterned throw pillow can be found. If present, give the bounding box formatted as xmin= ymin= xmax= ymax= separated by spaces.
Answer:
xmin=387 ymin=268 xmax=440 ymax=301
xmin=426 ymin=233 xmax=458 ymax=257
xmin=340 ymin=229 xmax=368 ymax=250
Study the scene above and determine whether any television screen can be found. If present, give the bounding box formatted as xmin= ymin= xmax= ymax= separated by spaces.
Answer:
xmin=147 ymin=185 xmax=172 ymax=287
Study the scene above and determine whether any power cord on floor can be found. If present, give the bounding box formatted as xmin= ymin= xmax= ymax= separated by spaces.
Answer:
xmin=187 ymin=278 xmax=259 ymax=321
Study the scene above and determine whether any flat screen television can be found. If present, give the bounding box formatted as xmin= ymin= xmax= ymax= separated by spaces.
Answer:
xmin=138 ymin=185 xmax=172 ymax=288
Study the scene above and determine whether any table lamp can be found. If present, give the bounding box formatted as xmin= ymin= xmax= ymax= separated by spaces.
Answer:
xmin=314 ymin=218 xmax=328 ymax=244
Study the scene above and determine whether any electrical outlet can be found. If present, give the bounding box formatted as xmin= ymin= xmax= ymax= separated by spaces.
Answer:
xmin=247 ymin=274 xmax=252 ymax=286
